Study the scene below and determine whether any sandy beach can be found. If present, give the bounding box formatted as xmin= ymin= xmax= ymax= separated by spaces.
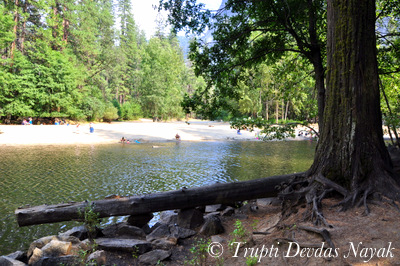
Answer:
xmin=0 ymin=120 xmax=264 ymax=146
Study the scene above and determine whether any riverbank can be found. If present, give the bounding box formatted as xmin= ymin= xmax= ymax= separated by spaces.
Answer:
xmin=0 ymin=120 xmax=316 ymax=146
xmin=0 ymin=120 xmax=253 ymax=145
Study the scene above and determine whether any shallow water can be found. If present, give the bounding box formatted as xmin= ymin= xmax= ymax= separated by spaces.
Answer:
xmin=0 ymin=141 xmax=316 ymax=254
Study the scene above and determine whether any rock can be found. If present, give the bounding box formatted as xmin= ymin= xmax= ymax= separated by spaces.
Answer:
xmin=159 ymin=210 xmax=178 ymax=224
xmin=59 ymin=226 xmax=88 ymax=240
xmin=146 ymin=224 xmax=170 ymax=242
xmin=199 ymin=214 xmax=224 ymax=236
xmin=211 ymin=235 xmax=226 ymax=244
xmin=142 ymin=224 xmax=152 ymax=234
xmin=28 ymin=248 xmax=43 ymax=265
xmin=57 ymin=235 xmax=81 ymax=245
xmin=205 ymin=204 xmax=225 ymax=213
xmin=27 ymin=236 xmax=55 ymax=258
xmin=0 ymin=256 xmax=27 ymax=266
xmin=146 ymin=223 xmax=197 ymax=242
xmin=257 ymin=197 xmax=281 ymax=207
xmin=237 ymin=202 xmax=259 ymax=214
xmin=169 ymin=224 xmax=196 ymax=239
xmin=177 ymin=208 xmax=204 ymax=229
xmin=31 ymin=255 xmax=79 ymax=266
xmin=127 ymin=213 xmax=154 ymax=227
xmin=102 ymin=222 xmax=146 ymax=239
xmin=5 ymin=251 xmax=26 ymax=263
xmin=96 ymin=238 xmax=151 ymax=254
xmin=221 ymin=206 xmax=235 ymax=216
xmin=138 ymin=249 xmax=171 ymax=265
xmin=86 ymin=250 xmax=107 ymax=265
xmin=151 ymin=237 xmax=178 ymax=250
xmin=41 ymin=239 xmax=72 ymax=257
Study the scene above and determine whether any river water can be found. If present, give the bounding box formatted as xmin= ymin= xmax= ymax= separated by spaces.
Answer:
xmin=0 ymin=141 xmax=316 ymax=255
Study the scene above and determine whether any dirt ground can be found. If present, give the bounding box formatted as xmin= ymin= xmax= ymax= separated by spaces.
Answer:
xmin=101 ymin=197 xmax=400 ymax=266
xmin=215 ymin=198 xmax=400 ymax=266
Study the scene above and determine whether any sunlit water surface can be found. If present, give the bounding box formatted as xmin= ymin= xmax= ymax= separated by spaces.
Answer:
xmin=0 ymin=141 xmax=315 ymax=254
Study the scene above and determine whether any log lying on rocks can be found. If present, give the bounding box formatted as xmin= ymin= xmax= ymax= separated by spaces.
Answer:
xmin=15 ymin=172 xmax=303 ymax=227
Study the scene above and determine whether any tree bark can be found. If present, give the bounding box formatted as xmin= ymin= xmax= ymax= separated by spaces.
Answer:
xmin=11 ymin=0 xmax=19 ymax=60
xmin=15 ymin=173 xmax=300 ymax=227
xmin=308 ymin=0 xmax=400 ymax=201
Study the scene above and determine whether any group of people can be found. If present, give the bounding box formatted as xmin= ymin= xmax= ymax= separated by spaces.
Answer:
xmin=21 ymin=117 xmax=33 ymax=125
xmin=120 ymin=137 xmax=130 ymax=144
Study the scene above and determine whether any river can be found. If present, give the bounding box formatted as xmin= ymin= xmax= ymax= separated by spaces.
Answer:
xmin=0 ymin=140 xmax=316 ymax=255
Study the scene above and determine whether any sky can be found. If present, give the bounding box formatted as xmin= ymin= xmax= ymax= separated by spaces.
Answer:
xmin=131 ymin=0 xmax=222 ymax=39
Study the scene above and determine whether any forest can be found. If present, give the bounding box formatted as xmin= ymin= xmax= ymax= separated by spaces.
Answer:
xmin=0 ymin=0 xmax=399 ymax=133
xmin=0 ymin=0 xmax=207 ymax=123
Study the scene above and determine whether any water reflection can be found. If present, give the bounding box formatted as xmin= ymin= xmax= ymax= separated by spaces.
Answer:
xmin=0 ymin=141 xmax=315 ymax=254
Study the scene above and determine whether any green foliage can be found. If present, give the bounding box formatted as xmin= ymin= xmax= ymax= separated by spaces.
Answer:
xmin=0 ymin=4 xmax=14 ymax=49
xmin=139 ymin=36 xmax=186 ymax=120
xmin=0 ymin=1 xmax=202 ymax=123
xmin=187 ymin=238 xmax=211 ymax=266
xmin=161 ymin=0 xmax=325 ymax=122
xmin=103 ymin=103 xmax=119 ymax=122
xmin=229 ymin=220 xmax=250 ymax=249
xmin=230 ymin=117 xmax=300 ymax=140
xmin=246 ymin=256 xmax=259 ymax=266
xmin=76 ymin=240 xmax=98 ymax=266
xmin=120 ymin=102 xmax=142 ymax=120
xmin=78 ymin=202 xmax=101 ymax=240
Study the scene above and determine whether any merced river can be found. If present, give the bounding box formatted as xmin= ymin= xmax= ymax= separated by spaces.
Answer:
xmin=0 ymin=140 xmax=316 ymax=255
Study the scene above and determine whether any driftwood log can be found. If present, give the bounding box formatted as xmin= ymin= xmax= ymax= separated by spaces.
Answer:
xmin=15 ymin=172 xmax=303 ymax=227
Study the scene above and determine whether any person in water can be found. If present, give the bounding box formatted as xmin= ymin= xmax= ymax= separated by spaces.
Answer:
xmin=175 ymin=133 xmax=181 ymax=141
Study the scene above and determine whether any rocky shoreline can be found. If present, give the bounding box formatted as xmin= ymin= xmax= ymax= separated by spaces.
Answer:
xmin=1 ymin=200 xmax=259 ymax=266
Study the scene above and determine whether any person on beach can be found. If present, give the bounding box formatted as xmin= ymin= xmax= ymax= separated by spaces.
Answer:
xmin=175 ymin=133 xmax=181 ymax=141
xmin=121 ymin=137 xmax=127 ymax=143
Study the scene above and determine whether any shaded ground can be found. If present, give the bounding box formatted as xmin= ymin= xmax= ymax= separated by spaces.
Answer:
xmin=99 ymin=197 xmax=400 ymax=265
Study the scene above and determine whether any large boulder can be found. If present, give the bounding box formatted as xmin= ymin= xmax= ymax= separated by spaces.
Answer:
xmin=86 ymin=250 xmax=107 ymax=266
xmin=59 ymin=226 xmax=88 ymax=240
xmin=40 ymin=239 xmax=72 ymax=257
xmin=27 ymin=236 xmax=54 ymax=258
xmin=146 ymin=224 xmax=196 ymax=242
xmin=0 ymin=256 xmax=27 ymax=266
xmin=102 ymin=222 xmax=146 ymax=239
xmin=159 ymin=210 xmax=178 ymax=224
xmin=4 ymin=251 xmax=27 ymax=264
xmin=138 ymin=249 xmax=171 ymax=265
xmin=31 ymin=255 xmax=79 ymax=266
xmin=96 ymin=238 xmax=151 ymax=254
xmin=169 ymin=225 xmax=196 ymax=239
xmin=199 ymin=214 xmax=225 ymax=236
xmin=146 ymin=224 xmax=170 ymax=242
xmin=177 ymin=208 xmax=204 ymax=229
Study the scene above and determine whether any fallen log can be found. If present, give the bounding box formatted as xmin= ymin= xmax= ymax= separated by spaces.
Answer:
xmin=15 ymin=172 xmax=304 ymax=227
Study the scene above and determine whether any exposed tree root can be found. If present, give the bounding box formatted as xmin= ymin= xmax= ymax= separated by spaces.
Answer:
xmin=278 ymin=171 xmax=400 ymax=228
xmin=297 ymin=225 xmax=335 ymax=249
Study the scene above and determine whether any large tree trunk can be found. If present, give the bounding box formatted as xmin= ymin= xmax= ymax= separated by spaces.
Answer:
xmin=306 ymin=0 xmax=325 ymax=133
xmin=308 ymin=0 xmax=400 ymax=203
xmin=15 ymin=173 xmax=299 ymax=227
